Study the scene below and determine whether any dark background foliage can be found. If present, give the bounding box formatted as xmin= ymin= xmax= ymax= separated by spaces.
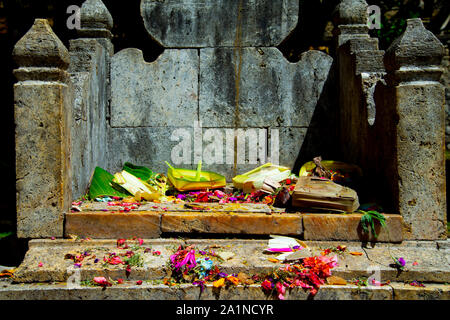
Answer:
xmin=0 ymin=0 xmax=448 ymax=266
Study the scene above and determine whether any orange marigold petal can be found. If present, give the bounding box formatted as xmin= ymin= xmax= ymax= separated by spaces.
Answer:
xmin=226 ymin=276 xmax=240 ymax=285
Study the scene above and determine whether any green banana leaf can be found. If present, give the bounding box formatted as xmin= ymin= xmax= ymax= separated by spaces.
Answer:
xmin=123 ymin=162 xmax=154 ymax=181
xmin=88 ymin=167 xmax=131 ymax=200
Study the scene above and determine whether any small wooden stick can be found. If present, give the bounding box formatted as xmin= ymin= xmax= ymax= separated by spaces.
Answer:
xmin=312 ymin=156 xmax=331 ymax=179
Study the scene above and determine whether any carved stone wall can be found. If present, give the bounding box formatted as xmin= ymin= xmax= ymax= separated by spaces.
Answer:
xmin=107 ymin=0 xmax=334 ymax=180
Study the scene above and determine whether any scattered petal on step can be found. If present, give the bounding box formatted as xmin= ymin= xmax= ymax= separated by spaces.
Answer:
xmin=326 ymin=276 xmax=347 ymax=285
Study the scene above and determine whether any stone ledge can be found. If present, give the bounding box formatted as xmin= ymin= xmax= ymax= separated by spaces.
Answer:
xmin=390 ymin=283 xmax=450 ymax=300
xmin=303 ymin=213 xmax=404 ymax=242
xmin=66 ymin=210 xmax=404 ymax=241
xmin=0 ymin=280 xmax=394 ymax=300
xmin=66 ymin=211 xmax=303 ymax=238
xmin=1 ymin=280 xmax=448 ymax=300
xmin=65 ymin=212 xmax=162 ymax=239
xmin=161 ymin=212 xmax=303 ymax=235
xmin=12 ymin=239 xmax=450 ymax=284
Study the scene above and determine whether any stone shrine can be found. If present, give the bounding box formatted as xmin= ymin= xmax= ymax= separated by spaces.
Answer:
xmin=2 ymin=0 xmax=448 ymax=300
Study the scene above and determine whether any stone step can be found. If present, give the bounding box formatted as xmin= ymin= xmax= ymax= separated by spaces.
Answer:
xmin=0 ymin=279 xmax=448 ymax=300
xmin=66 ymin=205 xmax=404 ymax=242
xmin=12 ymin=239 xmax=450 ymax=284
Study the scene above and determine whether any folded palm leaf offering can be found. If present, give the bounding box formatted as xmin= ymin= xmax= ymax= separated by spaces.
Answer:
xmin=87 ymin=163 xmax=168 ymax=201
xmin=88 ymin=167 xmax=131 ymax=200
xmin=166 ymin=161 xmax=226 ymax=191
xmin=292 ymin=176 xmax=359 ymax=212
xmin=86 ymin=158 xmax=361 ymax=211
xmin=122 ymin=162 xmax=169 ymax=199
xmin=233 ymin=163 xmax=291 ymax=193
xmin=113 ymin=170 xmax=168 ymax=201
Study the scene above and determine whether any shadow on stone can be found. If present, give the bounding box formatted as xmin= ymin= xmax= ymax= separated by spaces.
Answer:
xmin=105 ymin=0 xmax=164 ymax=62
xmin=292 ymin=58 xmax=339 ymax=174
xmin=356 ymin=220 xmax=384 ymax=247
xmin=0 ymin=234 xmax=28 ymax=267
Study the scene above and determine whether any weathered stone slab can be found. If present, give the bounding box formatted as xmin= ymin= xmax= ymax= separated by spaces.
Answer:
xmin=0 ymin=281 xmax=400 ymax=300
xmin=436 ymin=239 xmax=450 ymax=250
xmin=107 ymin=126 xmax=196 ymax=175
xmin=107 ymin=125 xmax=238 ymax=179
xmin=161 ymin=212 xmax=303 ymax=235
xmin=107 ymin=48 xmax=332 ymax=181
xmin=69 ymin=71 xmax=94 ymax=199
xmin=390 ymin=283 xmax=450 ymax=300
xmin=190 ymin=126 xmax=307 ymax=181
xmin=140 ymin=202 xmax=271 ymax=213
xmin=277 ymin=127 xmax=307 ymax=169
xmin=80 ymin=202 xmax=271 ymax=213
xmin=141 ymin=0 xmax=299 ymax=48
xmin=0 ymin=280 xmax=399 ymax=300
xmin=110 ymin=48 xmax=199 ymax=128
xmin=65 ymin=212 xmax=161 ymax=239
xmin=69 ymin=39 xmax=109 ymax=199
xmin=10 ymin=239 xmax=450 ymax=285
xmin=199 ymin=48 xmax=333 ymax=127
xmin=303 ymin=213 xmax=404 ymax=242
xmin=68 ymin=210 xmax=302 ymax=237
xmin=196 ymin=126 xmax=334 ymax=180
xmin=320 ymin=240 xmax=450 ymax=283
xmin=107 ymin=125 xmax=306 ymax=181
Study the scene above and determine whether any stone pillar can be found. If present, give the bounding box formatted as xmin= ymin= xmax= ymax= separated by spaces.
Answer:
xmin=77 ymin=0 xmax=114 ymax=102
xmin=68 ymin=0 xmax=114 ymax=198
xmin=333 ymin=0 xmax=385 ymax=176
xmin=333 ymin=0 xmax=370 ymax=47
xmin=13 ymin=19 xmax=72 ymax=238
xmin=384 ymin=19 xmax=446 ymax=240
xmin=78 ymin=0 xmax=114 ymax=55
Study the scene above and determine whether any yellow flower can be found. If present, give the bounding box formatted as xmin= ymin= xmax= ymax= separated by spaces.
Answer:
xmin=213 ymin=277 xmax=225 ymax=288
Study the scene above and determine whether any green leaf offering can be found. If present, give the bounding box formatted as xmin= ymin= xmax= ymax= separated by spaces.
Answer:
xmin=88 ymin=167 xmax=131 ymax=200
xmin=123 ymin=162 xmax=153 ymax=181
